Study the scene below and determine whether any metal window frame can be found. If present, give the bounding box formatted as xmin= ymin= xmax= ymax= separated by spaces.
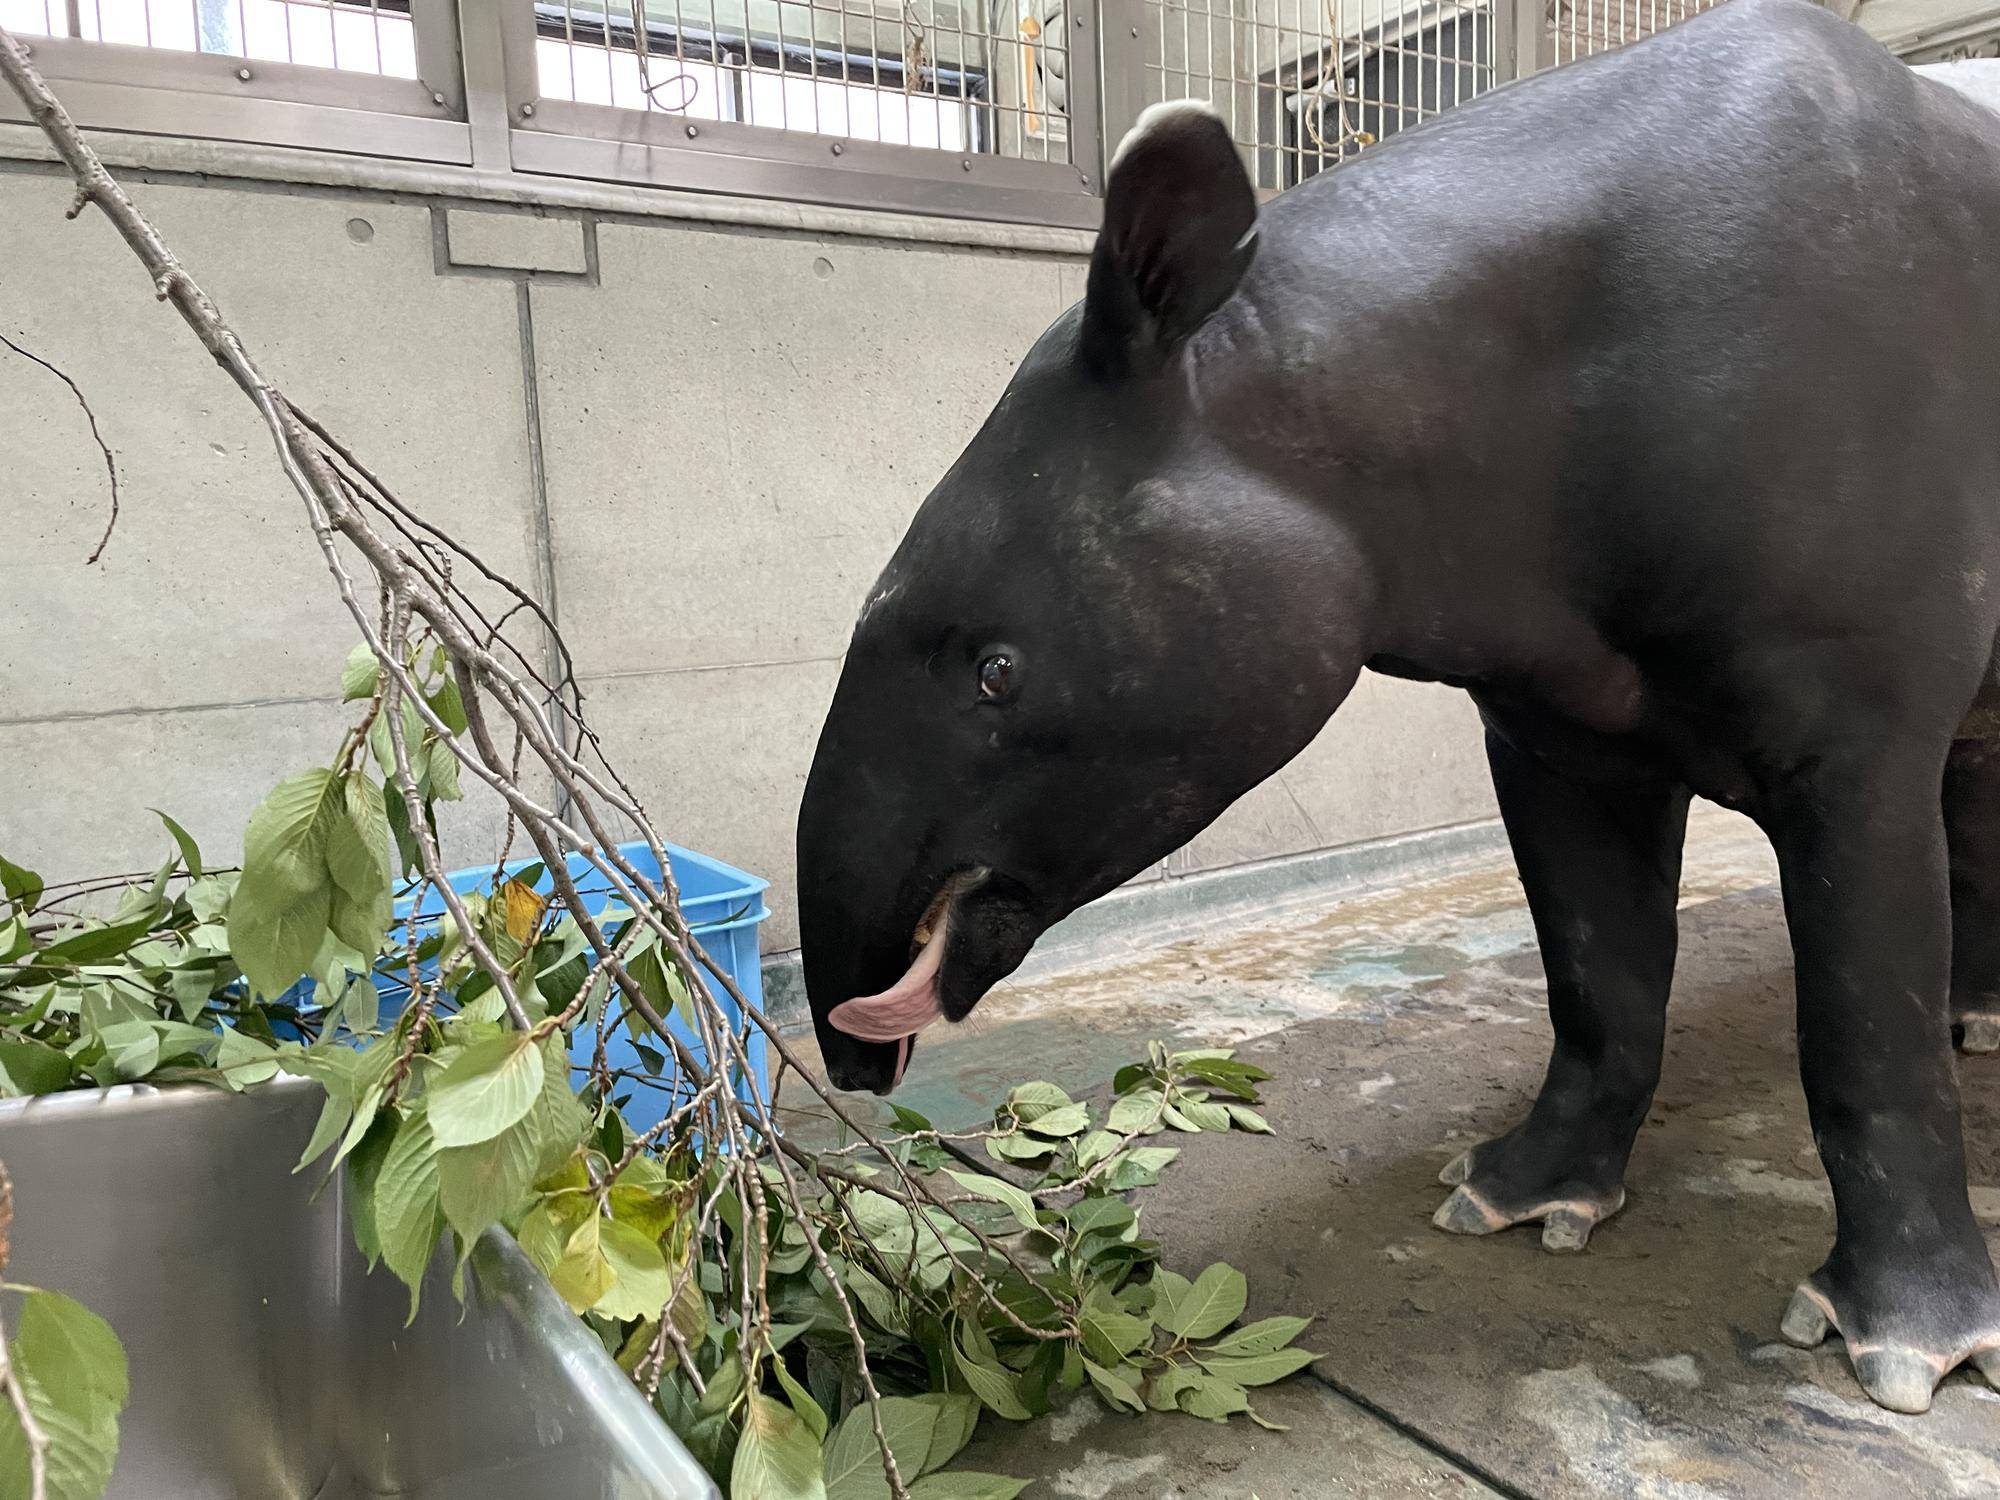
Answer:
xmin=0 ymin=0 xmax=471 ymax=161
xmin=490 ymin=0 xmax=1103 ymax=226
xmin=0 ymin=0 xmax=1586 ymax=233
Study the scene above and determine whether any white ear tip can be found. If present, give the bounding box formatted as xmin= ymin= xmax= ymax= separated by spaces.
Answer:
xmin=1111 ymin=98 xmax=1224 ymax=169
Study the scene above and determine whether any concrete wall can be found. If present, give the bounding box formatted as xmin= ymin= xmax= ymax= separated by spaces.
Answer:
xmin=0 ymin=150 xmax=1495 ymax=954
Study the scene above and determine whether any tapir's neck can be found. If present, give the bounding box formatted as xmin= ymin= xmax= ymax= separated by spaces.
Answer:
xmin=1184 ymin=231 xmax=1648 ymax=739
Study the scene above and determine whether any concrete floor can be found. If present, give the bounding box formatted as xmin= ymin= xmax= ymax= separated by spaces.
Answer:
xmin=780 ymin=808 xmax=2000 ymax=1498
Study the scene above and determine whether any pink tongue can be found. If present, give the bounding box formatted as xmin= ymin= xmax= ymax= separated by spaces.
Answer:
xmin=827 ymin=917 xmax=948 ymax=1046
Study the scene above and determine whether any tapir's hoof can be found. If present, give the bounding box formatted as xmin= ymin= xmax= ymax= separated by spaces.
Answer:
xmin=1432 ymin=1155 xmax=1626 ymax=1254
xmin=1779 ymin=1281 xmax=2000 ymax=1413
xmin=1957 ymin=1010 xmax=2000 ymax=1054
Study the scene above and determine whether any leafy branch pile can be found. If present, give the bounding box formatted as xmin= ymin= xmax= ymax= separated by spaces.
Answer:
xmin=2 ymin=789 xmax=1315 ymax=1497
xmin=0 ymin=27 xmax=1321 ymax=1500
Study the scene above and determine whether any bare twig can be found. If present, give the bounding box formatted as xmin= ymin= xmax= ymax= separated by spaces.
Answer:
xmin=2 ymin=330 xmax=119 ymax=563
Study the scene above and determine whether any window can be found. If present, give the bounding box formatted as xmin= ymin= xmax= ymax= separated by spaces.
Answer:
xmin=0 ymin=0 xmax=419 ymax=77
xmin=532 ymin=0 xmax=987 ymax=152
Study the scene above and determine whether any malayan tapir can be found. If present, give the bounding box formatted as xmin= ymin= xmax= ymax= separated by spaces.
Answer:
xmin=794 ymin=0 xmax=2000 ymax=1414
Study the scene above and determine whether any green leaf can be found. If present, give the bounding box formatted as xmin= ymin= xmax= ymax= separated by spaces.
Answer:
xmin=1202 ymin=1316 xmax=1313 ymax=1358
xmin=1157 ymin=1264 xmax=1246 ymax=1341
xmin=427 ymin=1033 xmax=544 ymax=1147
xmin=943 ymin=1169 xmax=1040 ymax=1234
xmin=1226 ymin=1104 xmax=1273 ymax=1134
xmin=1100 ymin=1145 xmax=1178 ymax=1191
xmin=215 ymin=1027 xmax=281 ymax=1090
xmin=35 ymin=910 xmax=162 ymax=968
xmin=383 ymin=788 xmax=422 ymax=879
xmin=1106 ymin=1092 xmax=1164 ymax=1135
xmin=1080 ymin=1286 xmax=1154 ymax=1366
xmin=0 ymin=1039 xmax=72 ymax=1096
xmin=427 ymin=740 xmax=463 ymax=802
xmin=772 ymin=1354 xmax=829 ymax=1444
xmin=341 ymin=643 xmax=381 ymax=701
xmin=1004 ymin=1081 xmax=1071 ymax=1123
xmin=1081 ymin=1358 xmax=1146 ymax=1415
xmin=908 ymin=1476 xmax=1030 ymax=1500
xmin=11 ymin=1290 xmax=129 ymax=1408
xmin=0 ymin=1289 xmax=130 ymax=1500
xmin=1194 ymin=1347 xmax=1319 ymax=1387
xmin=983 ymin=1132 xmax=1056 ymax=1165
xmin=326 ymin=776 xmax=392 ymax=958
xmin=549 ymin=1212 xmax=615 ymax=1313
xmin=912 ymin=1392 xmax=979 ymax=1475
xmin=438 ymin=1106 xmax=546 ymax=1240
xmin=297 ymin=1088 xmax=354 ymax=1172
xmin=428 ymin=673 xmax=469 ymax=734
xmin=1177 ymin=1372 xmax=1250 ymax=1422
xmin=823 ymin=1395 xmax=940 ymax=1499
xmin=951 ymin=1334 xmax=1031 ymax=1421
xmin=1173 ymin=1098 xmax=1232 ymax=1132
xmin=229 ymin=768 xmax=342 ymax=995
xmin=593 ymin=1217 xmax=675 ymax=1322
xmin=151 ymin=809 xmax=204 ymax=878
xmin=344 ymin=1113 xmax=396 ymax=1267
xmin=1145 ymin=1365 xmax=1203 ymax=1413
xmin=1020 ymin=1102 xmax=1090 ymax=1138
xmin=732 ymin=1391 xmax=827 ymax=1500
xmin=375 ymin=1110 xmax=444 ymax=1303
xmin=0 ymin=856 xmax=44 ymax=915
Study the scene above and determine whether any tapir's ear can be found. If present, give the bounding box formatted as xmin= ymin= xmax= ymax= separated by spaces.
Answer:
xmin=1081 ymin=99 xmax=1258 ymax=378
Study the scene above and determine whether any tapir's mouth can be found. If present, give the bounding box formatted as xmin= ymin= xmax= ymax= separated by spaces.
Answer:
xmin=825 ymin=868 xmax=990 ymax=1089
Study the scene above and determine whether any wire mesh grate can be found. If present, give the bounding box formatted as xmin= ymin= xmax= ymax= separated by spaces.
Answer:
xmin=1548 ymin=0 xmax=1717 ymax=65
xmin=530 ymin=0 xmax=1075 ymax=162
xmin=1140 ymin=0 xmax=1497 ymax=190
xmin=1137 ymin=0 xmax=1719 ymax=191
xmin=0 ymin=0 xmax=418 ymax=75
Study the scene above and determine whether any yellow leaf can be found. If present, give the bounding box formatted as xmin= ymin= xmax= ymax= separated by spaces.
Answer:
xmin=502 ymin=878 xmax=548 ymax=945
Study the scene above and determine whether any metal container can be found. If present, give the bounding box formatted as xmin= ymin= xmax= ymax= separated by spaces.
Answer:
xmin=0 ymin=1078 xmax=721 ymax=1499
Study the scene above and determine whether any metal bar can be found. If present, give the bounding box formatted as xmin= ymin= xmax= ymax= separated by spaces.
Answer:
xmin=461 ymin=0 xmax=520 ymax=170
xmin=1062 ymin=0 xmax=1101 ymax=189
xmin=507 ymin=118 xmax=1101 ymax=223
xmin=413 ymin=0 xmax=467 ymax=114
xmin=0 ymin=68 xmax=474 ymax=156
xmin=1096 ymin=0 xmax=1144 ymax=167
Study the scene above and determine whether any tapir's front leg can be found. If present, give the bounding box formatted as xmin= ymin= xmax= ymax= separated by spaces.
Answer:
xmin=1769 ymin=749 xmax=2000 ymax=1412
xmin=1434 ymin=726 xmax=1690 ymax=1252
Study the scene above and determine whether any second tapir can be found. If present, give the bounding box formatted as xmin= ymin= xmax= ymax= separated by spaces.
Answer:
xmin=795 ymin=0 xmax=2000 ymax=1415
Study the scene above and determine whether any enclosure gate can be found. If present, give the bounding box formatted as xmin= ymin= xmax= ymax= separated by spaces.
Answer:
xmin=0 ymin=0 xmax=1726 ymax=222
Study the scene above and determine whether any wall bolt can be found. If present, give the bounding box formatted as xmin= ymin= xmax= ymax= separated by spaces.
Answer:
xmin=1131 ymin=24 xmax=1139 ymax=34
xmin=961 ymin=157 xmax=972 ymax=170
xmin=431 ymin=89 xmax=446 ymax=105
xmin=831 ymin=141 xmax=844 ymax=155
xmin=236 ymin=66 xmax=252 ymax=81
xmin=520 ymin=102 xmax=536 ymax=117
xmin=687 ymin=123 xmax=699 ymax=137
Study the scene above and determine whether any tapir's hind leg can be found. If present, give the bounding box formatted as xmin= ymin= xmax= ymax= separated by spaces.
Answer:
xmin=1767 ymin=743 xmax=2000 ymax=1412
xmin=1944 ymin=736 xmax=2000 ymax=1053
xmin=1433 ymin=726 xmax=1689 ymax=1253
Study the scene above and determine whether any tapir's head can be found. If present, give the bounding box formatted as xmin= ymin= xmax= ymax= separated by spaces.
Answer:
xmin=797 ymin=103 xmax=1366 ymax=1092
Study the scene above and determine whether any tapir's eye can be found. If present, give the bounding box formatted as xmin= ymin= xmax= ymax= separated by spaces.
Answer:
xmin=977 ymin=653 xmax=1017 ymax=703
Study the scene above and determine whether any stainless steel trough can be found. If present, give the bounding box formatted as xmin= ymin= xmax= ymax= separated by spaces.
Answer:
xmin=0 ymin=1078 xmax=721 ymax=1499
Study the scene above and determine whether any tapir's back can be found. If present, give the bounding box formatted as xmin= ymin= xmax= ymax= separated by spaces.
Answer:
xmin=1220 ymin=0 xmax=2000 ymax=639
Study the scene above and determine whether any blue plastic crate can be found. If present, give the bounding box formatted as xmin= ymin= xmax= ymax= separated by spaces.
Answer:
xmin=309 ymin=842 xmax=770 ymax=1136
